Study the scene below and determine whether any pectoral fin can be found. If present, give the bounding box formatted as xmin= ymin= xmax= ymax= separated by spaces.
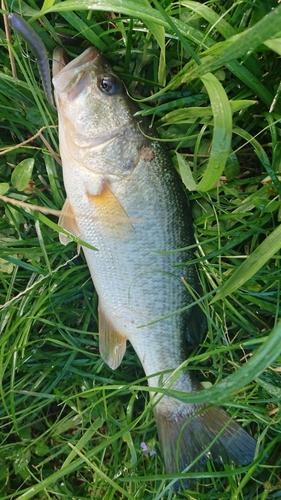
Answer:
xmin=98 ymin=304 xmax=127 ymax=370
xmin=87 ymin=183 xmax=135 ymax=239
xmin=58 ymin=198 xmax=80 ymax=245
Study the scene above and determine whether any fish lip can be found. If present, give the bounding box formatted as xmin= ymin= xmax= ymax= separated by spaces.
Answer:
xmin=53 ymin=46 xmax=100 ymax=77
xmin=52 ymin=47 xmax=102 ymax=97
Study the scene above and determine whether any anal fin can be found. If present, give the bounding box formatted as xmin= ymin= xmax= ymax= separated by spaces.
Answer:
xmin=98 ymin=304 xmax=127 ymax=370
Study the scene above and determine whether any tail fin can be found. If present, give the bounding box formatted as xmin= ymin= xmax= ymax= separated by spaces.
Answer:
xmin=154 ymin=403 xmax=257 ymax=491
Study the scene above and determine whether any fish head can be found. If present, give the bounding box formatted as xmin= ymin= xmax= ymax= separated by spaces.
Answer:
xmin=52 ymin=47 xmax=145 ymax=178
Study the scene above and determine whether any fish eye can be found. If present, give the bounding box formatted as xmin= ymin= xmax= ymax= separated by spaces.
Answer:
xmin=98 ymin=74 xmax=122 ymax=95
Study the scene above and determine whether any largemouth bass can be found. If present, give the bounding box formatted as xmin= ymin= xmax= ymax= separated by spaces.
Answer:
xmin=52 ymin=46 xmax=256 ymax=489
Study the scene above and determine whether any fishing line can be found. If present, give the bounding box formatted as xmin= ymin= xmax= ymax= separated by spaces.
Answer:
xmin=19 ymin=49 xmax=65 ymax=69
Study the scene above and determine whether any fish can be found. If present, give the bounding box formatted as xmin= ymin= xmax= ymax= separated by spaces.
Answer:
xmin=52 ymin=46 xmax=257 ymax=490
xmin=8 ymin=13 xmax=54 ymax=106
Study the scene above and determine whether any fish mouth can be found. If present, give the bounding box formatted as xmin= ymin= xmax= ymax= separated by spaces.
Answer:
xmin=52 ymin=46 xmax=102 ymax=98
xmin=52 ymin=46 xmax=99 ymax=78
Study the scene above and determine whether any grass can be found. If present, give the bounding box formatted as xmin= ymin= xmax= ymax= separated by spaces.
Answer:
xmin=1 ymin=0 xmax=281 ymax=498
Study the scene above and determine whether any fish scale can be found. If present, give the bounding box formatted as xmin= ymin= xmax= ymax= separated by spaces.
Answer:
xmin=52 ymin=45 xmax=257 ymax=490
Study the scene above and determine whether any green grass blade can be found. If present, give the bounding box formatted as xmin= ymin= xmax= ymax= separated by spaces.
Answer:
xmin=181 ymin=1 xmax=237 ymax=38
xmin=176 ymin=152 xmax=197 ymax=191
xmin=196 ymin=73 xmax=232 ymax=191
xmin=59 ymin=10 xmax=109 ymax=51
xmin=68 ymin=443 xmax=136 ymax=500
xmin=181 ymin=4 xmax=281 ymax=81
xmin=161 ymin=100 xmax=256 ymax=125
xmin=39 ymin=0 xmax=217 ymax=49
xmin=144 ymin=21 xmax=166 ymax=87
xmin=264 ymin=37 xmax=281 ymax=56
xmin=41 ymin=0 xmax=56 ymax=10
xmin=37 ymin=213 xmax=99 ymax=251
xmin=167 ymin=321 xmax=281 ymax=404
xmin=212 ymin=223 xmax=281 ymax=303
